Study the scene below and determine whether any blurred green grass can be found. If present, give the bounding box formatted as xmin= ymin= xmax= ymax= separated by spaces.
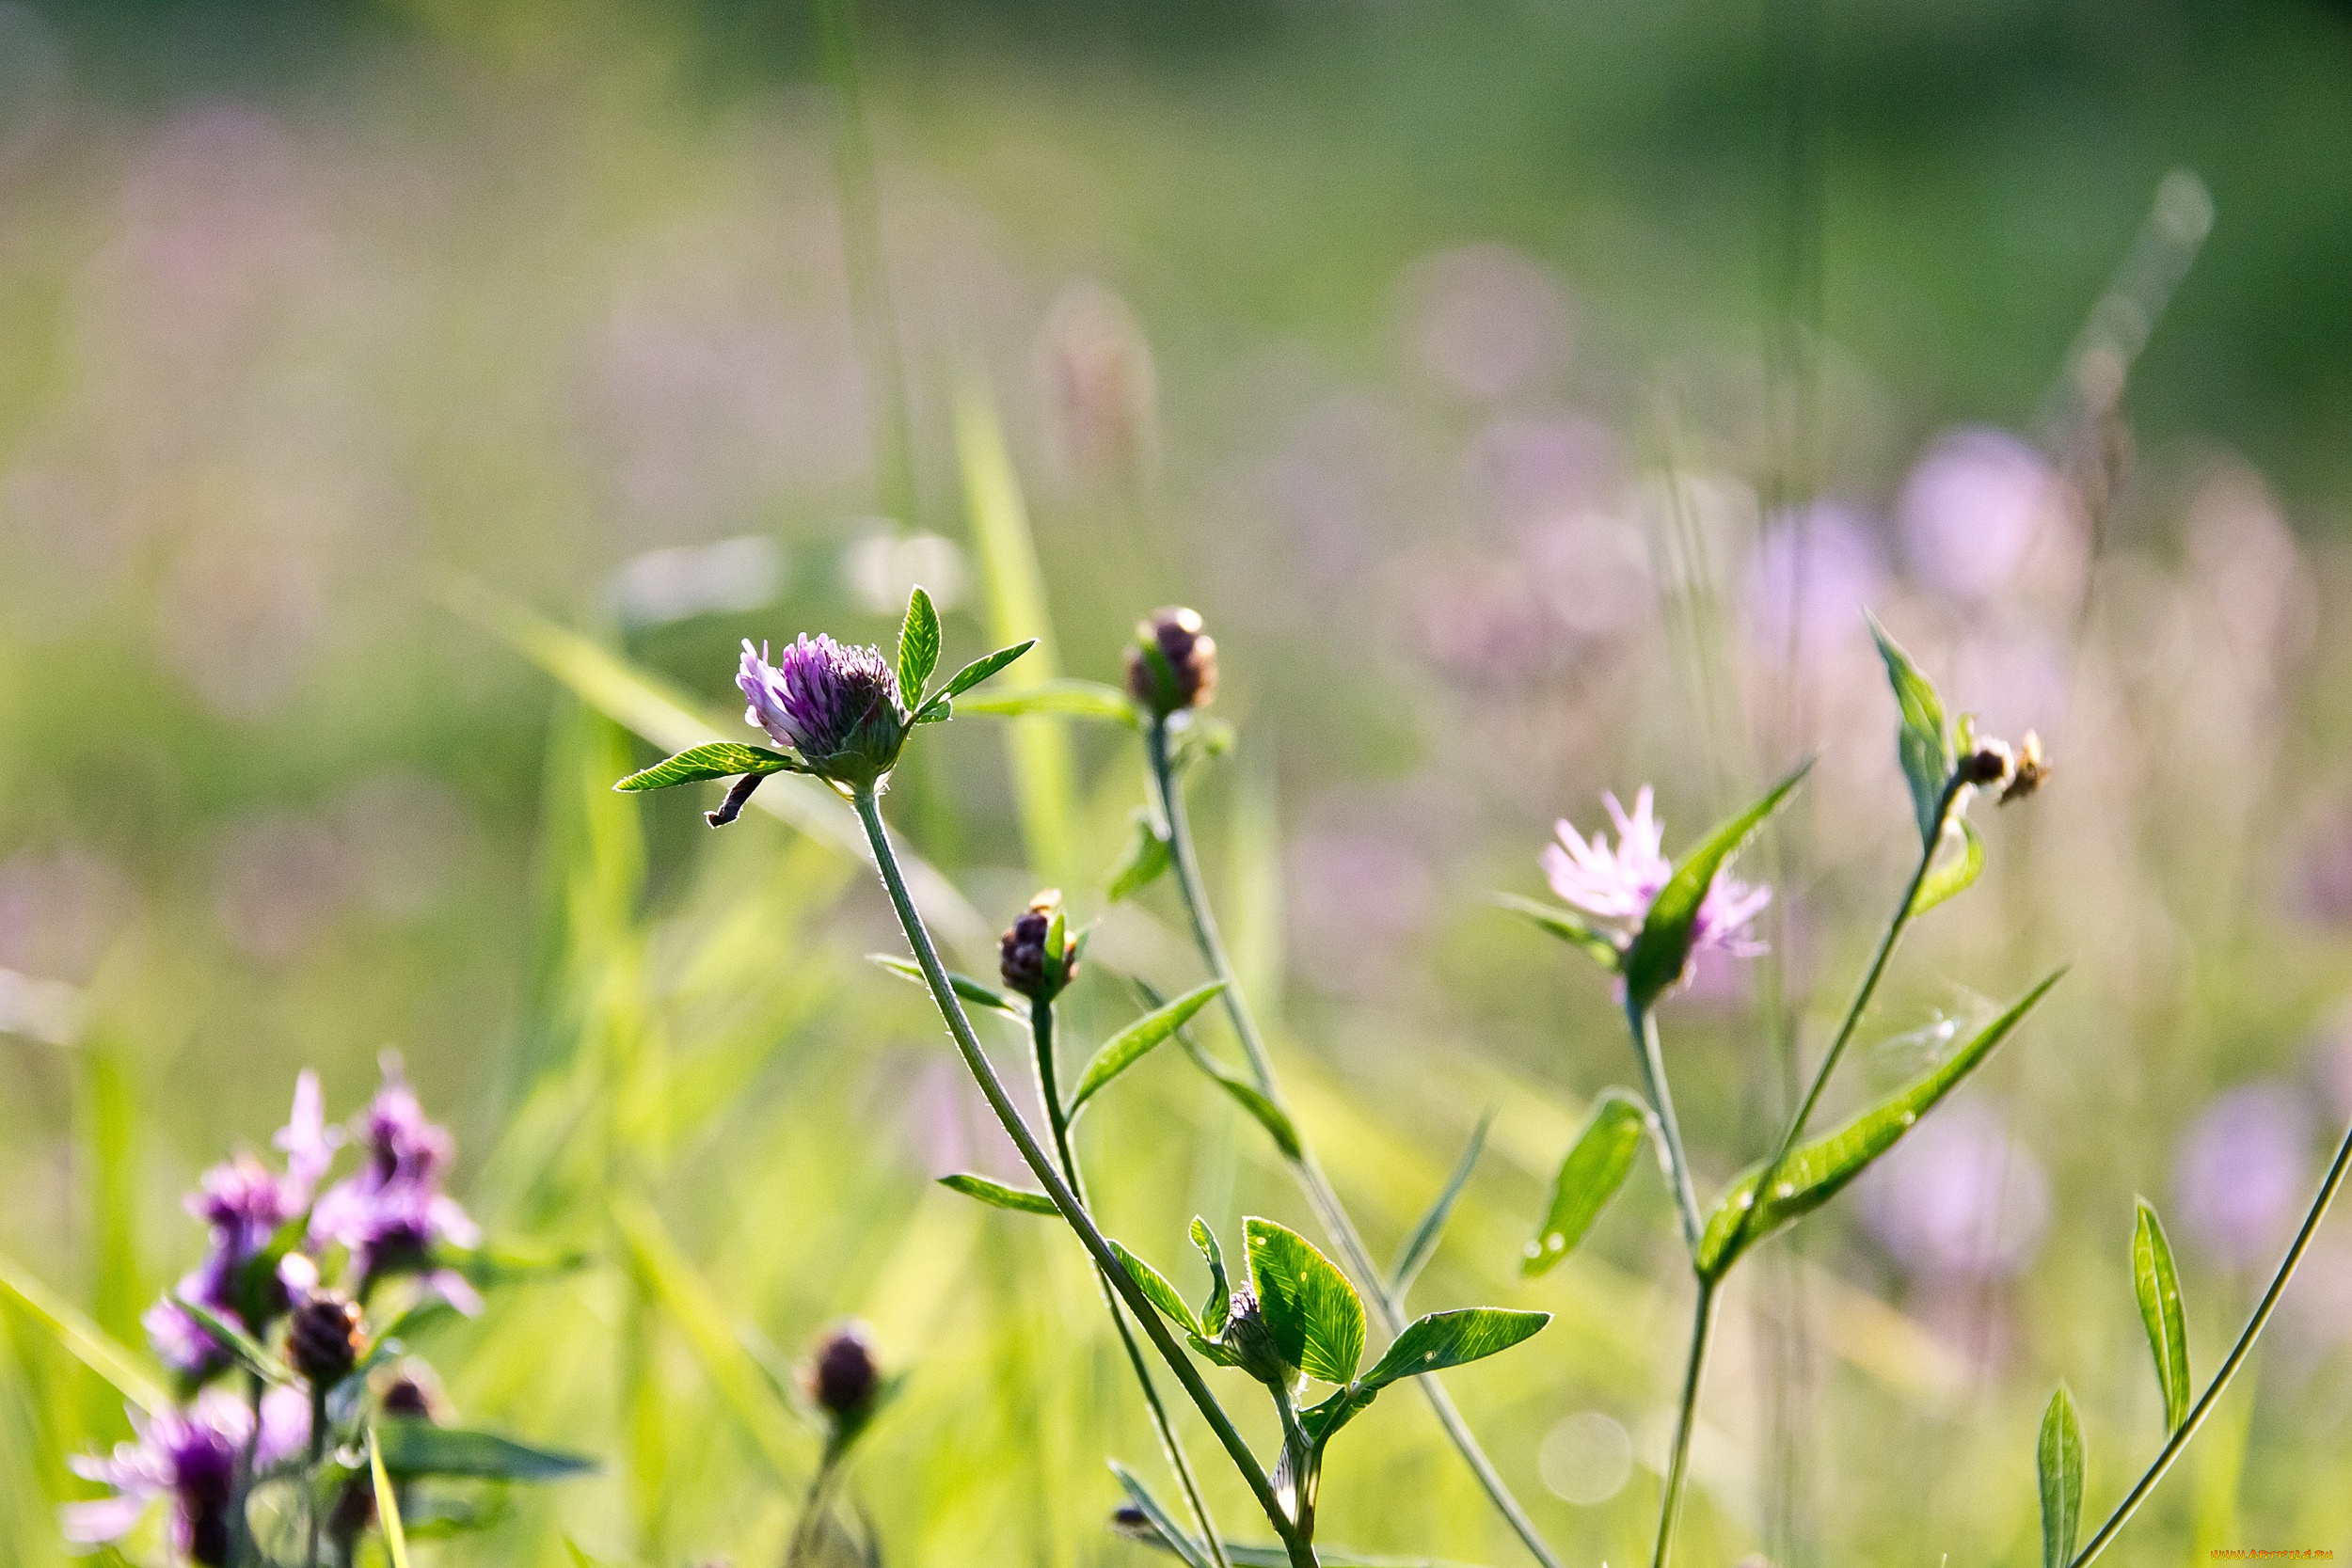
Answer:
xmin=5 ymin=1 xmax=2352 ymax=1563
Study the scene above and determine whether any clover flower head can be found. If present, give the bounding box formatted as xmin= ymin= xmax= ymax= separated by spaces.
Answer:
xmin=310 ymin=1055 xmax=482 ymax=1312
xmin=147 ymin=1072 xmax=342 ymax=1378
xmin=1540 ymin=786 xmax=1771 ymax=960
xmin=64 ymin=1386 xmax=310 ymax=1565
xmin=738 ymin=634 xmax=908 ymax=789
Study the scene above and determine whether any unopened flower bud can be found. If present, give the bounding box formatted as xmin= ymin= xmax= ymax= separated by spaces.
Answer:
xmin=1000 ymin=890 xmax=1078 ymax=1002
xmin=2001 ymin=730 xmax=2050 ymax=803
xmin=1124 ymin=608 xmax=1217 ymax=717
xmin=1217 ymin=1289 xmax=1295 ymax=1390
xmin=803 ymin=1320 xmax=883 ymax=1434
xmin=1961 ymin=738 xmax=2014 ymax=787
xmin=288 ymin=1291 xmax=365 ymax=1389
xmin=1110 ymin=1503 xmax=1154 ymax=1539
xmin=377 ymin=1361 xmax=449 ymax=1423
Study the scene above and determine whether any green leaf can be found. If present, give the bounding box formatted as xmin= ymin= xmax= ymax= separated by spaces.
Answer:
xmin=956 ymin=678 xmax=1141 ymax=727
xmin=1492 ymin=893 xmax=1621 ymax=970
xmin=869 ymin=954 xmax=1023 ymax=1015
xmin=0 ymin=1249 xmax=167 ymax=1414
xmin=1622 ymin=760 xmax=1814 ymax=1011
xmin=938 ymin=1173 xmax=1058 ymax=1216
xmin=1868 ymin=611 xmax=1955 ymax=848
xmin=2132 ymin=1200 xmax=2191 ymax=1435
xmin=374 ymin=1419 xmax=596 ymax=1481
xmin=1522 ymin=1091 xmax=1652 ymax=1277
xmin=2038 ymin=1385 xmax=2085 ymax=1568
xmin=1070 ymin=981 xmax=1229 ymax=1113
xmin=1910 ymin=816 xmax=1985 ymax=917
xmin=1358 ymin=1307 xmax=1551 ymax=1392
xmin=1108 ymin=1240 xmax=1203 ymax=1337
xmin=1245 ymin=1218 xmax=1365 ymax=1386
xmin=564 ymin=1541 xmax=626 ymax=1568
xmin=1107 ymin=810 xmax=1175 ymax=903
xmin=370 ymin=1427 xmax=413 ymax=1568
xmin=1697 ymin=969 xmax=2067 ymax=1277
xmin=1190 ymin=1217 xmax=1231 ymax=1335
xmin=934 ymin=639 xmax=1038 ymax=703
xmin=898 ymin=584 xmax=941 ymax=702
xmin=1107 ymin=1459 xmax=1216 ymax=1568
xmin=1391 ymin=1114 xmax=1493 ymax=1293
xmin=614 ymin=742 xmax=805 ymax=793
xmin=172 ymin=1294 xmax=294 ymax=1385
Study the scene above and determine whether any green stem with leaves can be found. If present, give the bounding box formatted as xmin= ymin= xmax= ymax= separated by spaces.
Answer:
xmin=1645 ymin=776 xmax=1964 ymax=1567
xmin=1032 ymin=997 xmax=1232 ymax=1568
xmin=306 ymin=1383 xmax=329 ymax=1568
xmin=852 ymin=788 xmax=1313 ymax=1568
xmin=2069 ymin=1116 xmax=2352 ymax=1567
xmin=1145 ymin=720 xmax=1561 ymax=1568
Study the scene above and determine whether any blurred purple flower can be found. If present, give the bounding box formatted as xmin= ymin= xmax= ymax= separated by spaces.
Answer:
xmin=145 ymin=1072 xmax=336 ymax=1377
xmin=738 ymin=634 xmax=906 ymax=787
xmin=1541 ymin=787 xmax=1770 ymax=960
xmin=1399 ymin=245 xmax=1572 ymax=404
xmin=1741 ymin=503 xmax=1889 ymax=665
xmin=1898 ymin=428 xmax=2064 ymax=601
xmin=2173 ymin=1082 xmax=2312 ymax=1272
xmin=1860 ymin=1100 xmax=2050 ymax=1281
xmin=65 ymin=1386 xmax=309 ymax=1563
xmin=310 ymin=1057 xmax=481 ymax=1312
xmin=1287 ymin=831 xmax=1437 ymax=994
xmin=0 ymin=845 xmax=135 ymax=984
xmin=211 ymin=815 xmax=354 ymax=965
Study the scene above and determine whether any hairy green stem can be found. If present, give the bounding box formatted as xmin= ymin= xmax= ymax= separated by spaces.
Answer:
xmin=853 ymin=789 xmax=1311 ymax=1567
xmin=1033 ymin=1000 xmax=1232 ymax=1568
xmin=2070 ymin=1116 xmax=2352 ymax=1566
xmin=1627 ymin=1003 xmax=1705 ymax=1257
xmin=1145 ymin=721 xmax=1561 ymax=1568
xmin=1651 ymin=1280 xmax=1720 ymax=1568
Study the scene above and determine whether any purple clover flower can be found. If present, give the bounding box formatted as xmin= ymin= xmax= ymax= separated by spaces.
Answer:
xmin=144 ymin=1072 xmax=336 ymax=1379
xmin=1541 ymin=787 xmax=1771 ymax=963
xmin=64 ymin=1386 xmax=310 ymax=1564
xmin=310 ymin=1055 xmax=482 ymax=1313
xmin=738 ymin=634 xmax=908 ymax=790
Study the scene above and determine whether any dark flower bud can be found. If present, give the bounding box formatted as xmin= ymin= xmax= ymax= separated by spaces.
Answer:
xmin=1217 ymin=1288 xmax=1295 ymax=1391
xmin=289 ymin=1291 xmax=365 ymax=1389
xmin=2001 ymin=729 xmax=2051 ymax=803
xmin=803 ymin=1320 xmax=883 ymax=1434
xmin=377 ymin=1361 xmax=450 ymax=1424
xmin=1960 ymin=739 xmax=2013 ymax=787
xmin=999 ymin=890 xmax=1078 ymax=1002
xmin=1124 ymin=607 xmax=1217 ymax=718
xmin=1109 ymin=1503 xmax=1154 ymax=1539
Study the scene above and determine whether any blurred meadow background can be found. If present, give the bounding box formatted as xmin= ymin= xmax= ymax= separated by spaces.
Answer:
xmin=8 ymin=0 xmax=2352 ymax=1562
